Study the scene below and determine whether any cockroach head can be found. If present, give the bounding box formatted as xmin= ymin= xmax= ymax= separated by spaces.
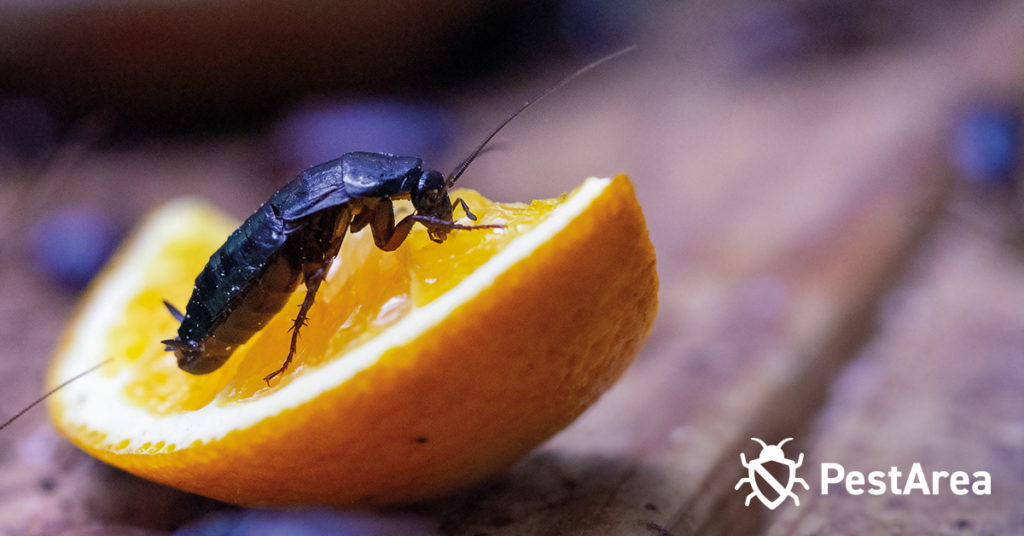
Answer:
xmin=412 ymin=170 xmax=453 ymax=228
xmin=161 ymin=338 xmax=224 ymax=375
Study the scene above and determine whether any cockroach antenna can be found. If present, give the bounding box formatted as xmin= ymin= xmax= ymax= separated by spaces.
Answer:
xmin=0 ymin=358 xmax=111 ymax=431
xmin=445 ymin=45 xmax=638 ymax=188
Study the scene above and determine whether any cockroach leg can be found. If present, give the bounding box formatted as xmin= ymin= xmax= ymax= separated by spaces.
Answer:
xmin=364 ymin=199 xmax=417 ymax=252
xmin=411 ymin=215 xmax=503 ymax=232
xmin=452 ymin=198 xmax=478 ymax=221
xmin=263 ymin=263 xmax=329 ymax=385
xmin=349 ymin=206 xmax=372 ymax=233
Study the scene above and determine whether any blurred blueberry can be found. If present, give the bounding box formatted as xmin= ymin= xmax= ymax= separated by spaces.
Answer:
xmin=273 ymin=99 xmax=456 ymax=172
xmin=951 ymin=104 xmax=1022 ymax=186
xmin=558 ymin=0 xmax=648 ymax=59
xmin=31 ymin=207 xmax=123 ymax=290
xmin=0 ymin=97 xmax=58 ymax=163
xmin=175 ymin=508 xmax=436 ymax=536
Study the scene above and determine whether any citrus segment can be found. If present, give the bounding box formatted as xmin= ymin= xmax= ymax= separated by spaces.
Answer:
xmin=47 ymin=175 xmax=658 ymax=506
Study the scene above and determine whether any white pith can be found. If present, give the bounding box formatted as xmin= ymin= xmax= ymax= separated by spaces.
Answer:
xmin=52 ymin=177 xmax=611 ymax=451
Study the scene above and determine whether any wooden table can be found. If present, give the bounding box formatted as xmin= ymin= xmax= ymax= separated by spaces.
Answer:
xmin=0 ymin=2 xmax=1021 ymax=534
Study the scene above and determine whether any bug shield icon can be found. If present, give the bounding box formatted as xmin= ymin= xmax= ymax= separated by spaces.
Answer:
xmin=735 ymin=438 xmax=809 ymax=509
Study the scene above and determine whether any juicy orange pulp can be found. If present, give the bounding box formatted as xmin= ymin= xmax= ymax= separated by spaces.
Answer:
xmin=109 ymin=191 xmax=559 ymax=414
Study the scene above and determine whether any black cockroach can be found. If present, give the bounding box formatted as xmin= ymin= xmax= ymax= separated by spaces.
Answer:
xmin=161 ymin=46 xmax=635 ymax=383
xmin=159 ymin=152 xmax=502 ymax=383
xmin=0 ymin=46 xmax=634 ymax=430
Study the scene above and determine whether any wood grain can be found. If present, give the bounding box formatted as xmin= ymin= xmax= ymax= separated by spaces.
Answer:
xmin=0 ymin=2 xmax=1022 ymax=535
xmin=763 ymin=225 xmax=1024 ymax=535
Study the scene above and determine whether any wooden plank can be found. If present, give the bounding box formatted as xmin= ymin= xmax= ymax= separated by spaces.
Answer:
xmin=764 ymin=224 xmax=1024 ymax=535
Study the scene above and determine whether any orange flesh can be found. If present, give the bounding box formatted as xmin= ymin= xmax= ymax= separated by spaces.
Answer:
xmin=112 ymin=191 xmax=561 ymax=414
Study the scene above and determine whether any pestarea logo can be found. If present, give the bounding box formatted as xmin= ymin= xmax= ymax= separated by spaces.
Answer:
xmin=735 ymin=438 xmax=809 ymax=509
xmin=735 ymin=438 xmax=992 ymax=509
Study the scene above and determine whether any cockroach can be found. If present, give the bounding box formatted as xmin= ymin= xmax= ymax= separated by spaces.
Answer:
xmin=159 ymin=152 xmax=503 ymax=383
xmin=0 ymin=46 xmax=634 ymax=430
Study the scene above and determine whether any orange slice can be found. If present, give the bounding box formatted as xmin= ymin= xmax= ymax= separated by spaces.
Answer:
xmin=47 ymin=175 xmax=658 ymax=506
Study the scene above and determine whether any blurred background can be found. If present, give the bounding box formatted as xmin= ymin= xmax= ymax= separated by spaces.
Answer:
xmin=1 ymin=0 xmax=1022 ymax=534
